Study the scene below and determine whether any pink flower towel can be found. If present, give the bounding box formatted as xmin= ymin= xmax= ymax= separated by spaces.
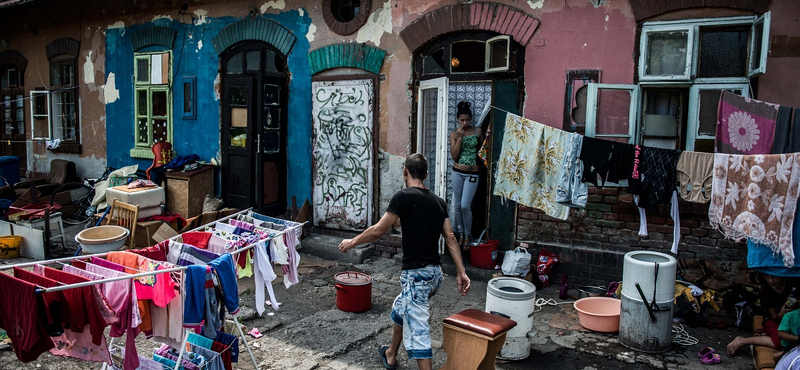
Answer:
xmin=716 ymin=91 xmax=779 ymax=155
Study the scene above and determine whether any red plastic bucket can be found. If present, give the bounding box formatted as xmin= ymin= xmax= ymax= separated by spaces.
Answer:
xmin=470 ymin=240 xmax=499 ymax=268
xmin=334 ymin=271 xmax=372 ymax=312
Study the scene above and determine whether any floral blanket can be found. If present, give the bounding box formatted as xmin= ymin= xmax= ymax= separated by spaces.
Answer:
xmin=494 ymin=114 xmax=571 ymax=220
xmin=716 ymin=91 xmax=779 ymax=155
xmin=709 ymin=153 xmax=800 ymax=267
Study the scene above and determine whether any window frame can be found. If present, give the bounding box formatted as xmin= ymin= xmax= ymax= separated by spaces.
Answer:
xmin=639 ymin=24 xmax=694 ymax=81
xmin=485 ymin=35 xmax=511 ymax=73
xmin=749 ymin=12 xmax=771 ymax=77
xmin=685 ymin=83 xmax=750 ymax=151
xmin=585 ymin=83 xmax=640 ymax=144
xmin=46 ymin=57 xmax=80 ymax=148
xmin=640 ymin=13 xmax=771 ymax=83
xmin=30 ymin=90 xmax=51 ymax=140
xmin=130 ymin=51 xmax=173 ymax=159
xmin=181 ymin=76 xmax=196 ymax=120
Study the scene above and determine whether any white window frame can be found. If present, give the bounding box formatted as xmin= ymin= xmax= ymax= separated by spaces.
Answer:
xmin=29 ymin=90 xmax=51 ymax=140
xmin=749 ymin=12 xmax=771 ymax=77
xmin=585 ymin=83 xmax=640 ymax=144
xmin=416 ymin=77 xmax=449 ymax=199
xmin=485 ymin=35 xmax=510 ymax=73
xmin=639 ymin=24 xmax=695 ymax=81
xmin=685 ymin=83 xmax=750 ymax=151
xmin=641 ymin=13 xmax=771 ymax=82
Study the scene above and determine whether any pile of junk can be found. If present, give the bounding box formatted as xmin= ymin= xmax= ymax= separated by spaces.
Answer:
xmin=0 ymin=153 xmax=228 ymax=261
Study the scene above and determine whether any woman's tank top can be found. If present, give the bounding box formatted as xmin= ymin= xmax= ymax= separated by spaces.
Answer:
xmin=458 ymin=135 xmax=478 ymax=166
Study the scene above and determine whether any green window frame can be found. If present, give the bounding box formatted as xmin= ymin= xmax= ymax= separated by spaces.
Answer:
xmin=131 ymin=51 xmax=172 ymax=159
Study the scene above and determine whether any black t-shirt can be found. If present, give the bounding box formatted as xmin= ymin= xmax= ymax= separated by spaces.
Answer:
xmin=386 ymin=187 xmax=449 ymax=270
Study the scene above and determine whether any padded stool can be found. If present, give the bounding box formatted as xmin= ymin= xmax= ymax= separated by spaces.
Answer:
xmin=441 ymin=309 xmax=516 ymax=370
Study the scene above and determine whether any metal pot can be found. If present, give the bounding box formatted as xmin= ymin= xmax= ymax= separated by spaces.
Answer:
xmin=577 ymin=286 xmax=606 ymax=299
xmin=333 ymin=271 xmax=372 ymax=312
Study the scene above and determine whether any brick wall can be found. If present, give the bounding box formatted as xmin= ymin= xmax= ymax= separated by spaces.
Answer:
xmin=516 ymin=187 xmax=747 ymax=288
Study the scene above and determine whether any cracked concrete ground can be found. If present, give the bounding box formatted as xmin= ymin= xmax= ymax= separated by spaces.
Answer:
xmin=0 ymin=226 xmax=762 ymax=369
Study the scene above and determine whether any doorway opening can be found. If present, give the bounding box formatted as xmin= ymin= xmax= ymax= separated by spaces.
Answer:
xmin=220 ymin=42 xmax=288 ymax=216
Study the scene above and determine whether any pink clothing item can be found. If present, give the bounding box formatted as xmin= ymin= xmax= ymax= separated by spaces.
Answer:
xmin=151 ymin=270 xmax=185 ymax=348
xmin=48 ymin=324 xmax=112 ymax=365
xmin=229 ymin=219 xmax=255 ymax=231
xmin=282 ymin=229 xmax=300 ymax=289
xmin=107 ymin=251 xmax=177 ymax=307
xmin=91 ymin=256 xmax=125 ymax=272
xmin=716 ymin=91 xmax=779 ymax=155
xmin=85 ymin=262 xmax=142 ymax=370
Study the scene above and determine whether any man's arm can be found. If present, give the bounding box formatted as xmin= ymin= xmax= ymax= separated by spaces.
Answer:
xmin=338 ymin=212 xmax=400 ymax=253
xmin=442 ymin=218 xmax=470 ymax=296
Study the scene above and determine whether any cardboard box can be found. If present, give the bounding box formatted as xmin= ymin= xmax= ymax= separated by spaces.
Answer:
xmin=135 ymin=220 xmax=179 ymax=247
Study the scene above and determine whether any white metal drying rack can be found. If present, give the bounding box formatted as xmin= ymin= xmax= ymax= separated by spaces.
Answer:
xmin=1 ymin=208 xmax=307 ymax=370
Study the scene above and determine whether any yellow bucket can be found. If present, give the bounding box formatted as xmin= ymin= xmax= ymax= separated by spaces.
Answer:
xmin=0 ymin=235 xmax=22 ymax=259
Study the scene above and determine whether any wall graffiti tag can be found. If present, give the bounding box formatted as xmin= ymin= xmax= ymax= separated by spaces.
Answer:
xmin=311 ymin=79 xmax=374 ymax=230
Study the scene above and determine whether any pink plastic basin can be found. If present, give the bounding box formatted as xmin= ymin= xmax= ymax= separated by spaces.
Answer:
xmin=574 ymin=297 xmax=621 ymax=333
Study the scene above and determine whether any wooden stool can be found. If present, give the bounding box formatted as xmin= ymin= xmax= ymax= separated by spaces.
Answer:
xmin=441 ymin=309 xmax=517 ymax=370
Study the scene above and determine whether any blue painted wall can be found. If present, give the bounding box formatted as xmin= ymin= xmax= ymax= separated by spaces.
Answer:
xmin=105 ymin=11 xmax=312 ymax=206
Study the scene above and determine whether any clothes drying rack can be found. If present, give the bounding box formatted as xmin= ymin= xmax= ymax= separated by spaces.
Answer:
xmin=0 ymin=208 xmax=306 ymax=370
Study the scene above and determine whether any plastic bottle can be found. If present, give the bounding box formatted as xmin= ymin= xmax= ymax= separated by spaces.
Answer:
xmin=786 ymin=287 xmax=798 ymax=309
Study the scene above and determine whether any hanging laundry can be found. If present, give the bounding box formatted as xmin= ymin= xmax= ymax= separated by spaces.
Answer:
xmin=747 ymin=199 xmax=800 ymax=277
xmin=183 ymin=265 xmax=222 ymax=338
xmin=709 ymin=153 xmax=800 ymax=267
xmin=151 ymin=269 xmax=184 ymax=348
xmin=208 ymin=254 xmax=240 ymax=315
xmin=230 ymin=219 xmax=255 ymax=232
xmin=627 ymin=146 xmax=682 ymax=209
xmin=182 ymin=231 xmax=212 ymax=250
xmin=772 ymin=106 xmax=795 ymax=154
xmin=283 ymin=228 xmax=301 ymax=289
xmin=84 ymin=261 xmax=142 ymax=370
xmin=676 ymin=151 xmax=715 ymax=203
xmin=716 ymin=91 xmax=779 ymax=155
xmin=494 ymin=113 xmax=571 ymax=220
xmin=107 ymin=251 xmax=177 ymax=307
xmin=253 ymin=240 xmax=280 ymax=315
xmin=579 ymin=137 xmax=634 ymax=187
xmin=215 ymin=330 xmax=239 ymax=363
xmin=0 ymin=272 xmax=55 ymax=362
xmin=177 ymin=243 xmax=221 ymax=266
xmin=555 ymin=133 xmax=587 ymax=208
xmin=626 ymin=146 xmax=682 ymax=253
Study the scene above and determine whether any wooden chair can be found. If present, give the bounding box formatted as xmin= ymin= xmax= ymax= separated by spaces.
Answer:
xmin=104 ymin=198 xmax=139 ymax=249
xmin=441 ymin=309 xmax=516 ymax=370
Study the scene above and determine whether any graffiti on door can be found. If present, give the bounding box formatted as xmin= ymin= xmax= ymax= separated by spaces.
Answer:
xmin=311 ymin=79 xmax=374 ymax=230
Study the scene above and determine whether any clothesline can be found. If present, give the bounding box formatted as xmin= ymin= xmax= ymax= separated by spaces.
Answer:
xmin=1 ymin=208 xmax=306 ymax=294
xmin=0 ymin=208 xmax=250 ymax=272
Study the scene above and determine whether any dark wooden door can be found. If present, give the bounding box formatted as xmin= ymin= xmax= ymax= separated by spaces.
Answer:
xmin=221 ymin=78 xmax=255 ymax=210
xmin=221 ymin=43 xmax=288 ymax=215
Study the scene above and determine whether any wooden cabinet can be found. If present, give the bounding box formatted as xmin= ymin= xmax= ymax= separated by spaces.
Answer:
xmin=164 ymin=165 xmax=214 ymax=219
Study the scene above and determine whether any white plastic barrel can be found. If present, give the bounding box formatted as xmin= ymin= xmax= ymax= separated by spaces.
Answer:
xmin=485 ymin=277 xmax=537 ymax=360
xmin=619 ymin=251 xmax=677 ymax=353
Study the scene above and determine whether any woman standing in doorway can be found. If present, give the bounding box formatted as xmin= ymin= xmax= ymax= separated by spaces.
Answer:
xmin=449 ymin=101 xmax=483 ymax=249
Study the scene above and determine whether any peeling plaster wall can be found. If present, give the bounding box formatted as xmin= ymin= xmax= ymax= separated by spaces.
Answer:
xmin=104 ymin=5 xmax=313 ymax=204
xmin=0 ymin=0 xmax=108 ymax=178
xmin=522 ymin=0 xmax=636 ymax=125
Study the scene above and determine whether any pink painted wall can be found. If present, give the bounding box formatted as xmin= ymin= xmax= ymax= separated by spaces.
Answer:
xmin=522 ymin=1 xmax=637 ymax=125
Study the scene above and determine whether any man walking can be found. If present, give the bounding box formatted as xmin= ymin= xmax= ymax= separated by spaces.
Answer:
xmin=339 ymin=153 xmax=471 ymax=370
